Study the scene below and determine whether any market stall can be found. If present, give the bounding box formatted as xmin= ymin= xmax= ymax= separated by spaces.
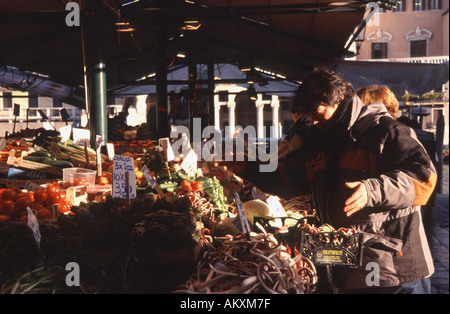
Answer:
xmin=0 ymin=130 xmax=363 ymax=294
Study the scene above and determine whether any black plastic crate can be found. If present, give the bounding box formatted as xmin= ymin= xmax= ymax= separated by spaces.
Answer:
xmin=295 ymin=230 xmax=364 ymax=267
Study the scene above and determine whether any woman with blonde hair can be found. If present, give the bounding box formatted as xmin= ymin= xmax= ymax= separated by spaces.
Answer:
xmin=357 ymin=85 xmax=399 ymax=119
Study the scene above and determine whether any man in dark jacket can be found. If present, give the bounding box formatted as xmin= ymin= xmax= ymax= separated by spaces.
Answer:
xmin=294 ymin=67 xmax=437 ymax=293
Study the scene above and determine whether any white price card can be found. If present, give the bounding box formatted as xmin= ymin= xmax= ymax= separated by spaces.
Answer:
xmin=73 ymin=128 xmax=90 ymax=147
xmin=112 ymin=155 xmax=137 ymax=199
xmin=158 ymin=137 xmax=175 ymax=162
xmin=106 ymin=143 xmax=115 ymax=160
xmin=141 ymin=165 xmax=164 ymax=196
xmin=233 ymin=192 xmax=252 ymax=235
xmin=26 ymin=207 xmax=41 ymax=245
xmin=266 ymin=195 xmax=287 ymax=218
xmin=180 ymin=148 xmax=198 ymax=177
xmin=141 ymin=165 xmax=156 ymax=188
xmin=59 ymin=125 xmax=72 ymax=142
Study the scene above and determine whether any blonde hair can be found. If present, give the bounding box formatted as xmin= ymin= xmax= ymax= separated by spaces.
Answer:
xmin=357 ymin=85 xmax=399 ymax=119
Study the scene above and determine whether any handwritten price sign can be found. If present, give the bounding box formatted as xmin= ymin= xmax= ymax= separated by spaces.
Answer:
xmin=112 ymin=155 xmax=136 ymax=199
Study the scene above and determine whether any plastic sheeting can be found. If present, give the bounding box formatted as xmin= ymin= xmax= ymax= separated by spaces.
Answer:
xmin=337 ymin=60 xmax=449 ymax=96
xmin=0 ymin=65 xmax=85 ymax=107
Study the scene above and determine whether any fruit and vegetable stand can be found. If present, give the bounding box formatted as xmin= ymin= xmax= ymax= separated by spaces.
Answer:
xmin=0 ymin=130 xmax=363 ymax=294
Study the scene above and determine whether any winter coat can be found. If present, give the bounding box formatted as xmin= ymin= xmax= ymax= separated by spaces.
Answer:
xmin=303 ymin=96 xmax=436 ymax=290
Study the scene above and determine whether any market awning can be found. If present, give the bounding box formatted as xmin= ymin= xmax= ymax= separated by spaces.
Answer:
xmin=337 ymin=60 xmax=450 ymax=96
xmin=0 ymin=0 xmax=369 ymax=107
xmin=0 ymin=65 xmax=85 ymax=107
xmin=110 ymin=63 xmax=299 ymax=96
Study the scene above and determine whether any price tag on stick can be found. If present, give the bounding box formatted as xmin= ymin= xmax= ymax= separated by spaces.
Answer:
xmin=158 ymin=138 xmax=175 ymax=162
xmin=26 ymin=207 xmax=45 ymax=259
xmin=180 ymin=148 xmax=198 ymax=177
xmin=234 ymin=192 xmax=252 ymax=237
xmin=141 ymin=166 xmax=164 ymax=196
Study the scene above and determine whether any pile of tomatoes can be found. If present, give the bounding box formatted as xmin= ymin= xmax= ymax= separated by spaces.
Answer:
xmin=0 ymin=182 xmax=73 ymax=222
xmin=180 ymin=179 xmax=203 ymax=192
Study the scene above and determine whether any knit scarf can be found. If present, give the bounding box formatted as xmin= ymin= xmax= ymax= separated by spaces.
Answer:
xmin=307 ymin=95 xmax=354 ymax=155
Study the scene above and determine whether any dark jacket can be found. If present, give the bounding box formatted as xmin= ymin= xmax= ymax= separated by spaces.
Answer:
xmin=304 ymin=96 xmax=436 ymax=290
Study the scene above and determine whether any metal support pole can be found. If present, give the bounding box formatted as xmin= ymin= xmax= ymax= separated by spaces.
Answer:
xmin=82 ymin=0 xmax=108 ymax=147
xmin=155 ymin=28 xmax=169 ymax=138
xmin=188 ymin=62 xmax=198 ymax=136
xmin=208 ymin=62 xmax=215 ymax=126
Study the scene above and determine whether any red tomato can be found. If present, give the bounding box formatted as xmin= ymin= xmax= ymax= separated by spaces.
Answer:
xmin=47 ymin=185 xmax=60 ymax=194
xmin=15 ymin=197 xmax=32 ymax=213
xmin=2 ymin=189 xmax=18 ymax=201
xmin=59 ymin=192 xmax=66 ymax=202
xmin=37 ymin=208 xmax=52 ymax=220
xmin=77 ymin=178 xmax=87 ymax=186
xmin=181 ymin=180 xmax=192 ymax=191
xmin=58 ymin=202 xmax=71 ymax=214
xmin=1 ymin=200 xmax=15 ymax=215
xmin=190 ymin=181 xmax=203 ymax=191
xmin=34 ymin=190 xmax=48 ymax=203
xmin=47 ymin=192 xmax=61 ymax=204
xmin=28 ymin=192 xmax=35 ymax=203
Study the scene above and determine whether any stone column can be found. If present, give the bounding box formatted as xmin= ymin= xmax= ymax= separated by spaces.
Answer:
xmin=214 ymin=94 xmax=221 ymax=130
xmin=256 ymin=94 xmax=265 ymax=139
xmin=271 ymin=95 xmax=280 ymax=139
xmin=227 ymin=94 xmax=236 ymax=138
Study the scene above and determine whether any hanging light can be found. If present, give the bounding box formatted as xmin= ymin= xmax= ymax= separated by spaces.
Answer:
xmin=239 ymin=64 xmax=253 ymax=72
xmin=115 ymin=20 xmax=135 ymax=32
xmin=248 ymin=85 xmax=257 ymax=101
xmin=181 ymin=19 xmax=202 ymax=31
xmin=176 ymin=51 xmax=187 ymax=58
xmin=246 ymin=70 xmax=257 ymax=85
xmin=355 ymin=25 xmax=366 ymax=55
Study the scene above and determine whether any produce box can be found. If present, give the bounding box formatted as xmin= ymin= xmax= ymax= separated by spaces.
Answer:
xmin=7 ymin=150 xmax=63 ymax=176
xmin=0 ymin=178 xmax=50 ymax=189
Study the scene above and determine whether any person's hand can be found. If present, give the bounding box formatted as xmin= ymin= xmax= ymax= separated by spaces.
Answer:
xmin=343 ymin=181 xmax=368 ymax=217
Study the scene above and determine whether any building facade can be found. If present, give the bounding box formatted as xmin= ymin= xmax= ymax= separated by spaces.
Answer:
xmin=357 ymin=0 xmax=448 ymax=62
xmin=354 ymin=0 xmax=449 ymax=145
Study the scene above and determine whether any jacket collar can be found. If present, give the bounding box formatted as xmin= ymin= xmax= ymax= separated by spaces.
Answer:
xmin=349 ymin=96 xmax=392 ymax=140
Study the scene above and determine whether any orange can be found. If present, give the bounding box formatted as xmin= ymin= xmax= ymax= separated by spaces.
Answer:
xmin=98 ymin=176 xmax=109 ymax=185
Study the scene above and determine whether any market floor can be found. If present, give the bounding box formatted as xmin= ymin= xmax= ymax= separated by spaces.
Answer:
xmin=427 ymin=163 xmax=449 ymax=294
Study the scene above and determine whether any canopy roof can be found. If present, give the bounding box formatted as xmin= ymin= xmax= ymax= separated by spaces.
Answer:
xmin=337 ymin=60 xmax=450 ymax=96
xmin=0 ymin=0 xmax=370 ymax=105
xmin=111 ymin=63 xmax=300 ymax=96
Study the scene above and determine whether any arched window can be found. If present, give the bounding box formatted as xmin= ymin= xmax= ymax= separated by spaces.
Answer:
xmin=406 ymin=26 xmax=432 ymax=57
xmin=367 ymin=29 xmax=393 ymax=59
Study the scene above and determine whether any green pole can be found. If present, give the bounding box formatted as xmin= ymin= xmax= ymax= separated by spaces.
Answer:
xmin=92 ymin=61 xmax=108 ymax=145
xmin=82 ymin=0 xmax=108 ymax=147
